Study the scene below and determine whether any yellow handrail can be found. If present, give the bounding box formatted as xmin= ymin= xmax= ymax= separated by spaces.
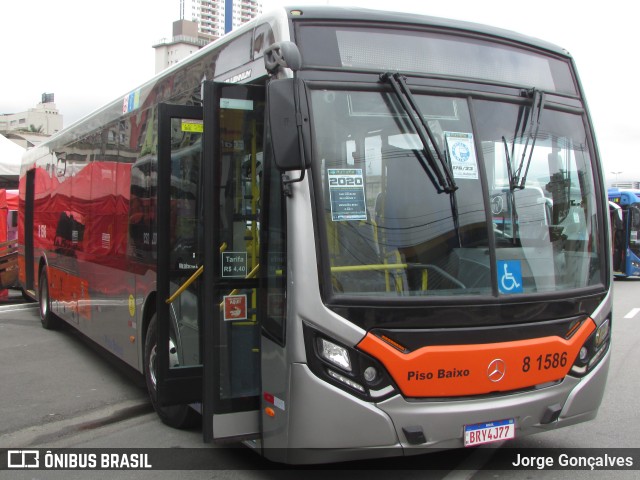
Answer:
xmin=165 ymin=266 xmax=203 ymax=304
xmin=330 ymin=263 xmax=407 ymax=273
xmin=166 ymin=252 xmax=260 ymax=305
xmin=165 ymin=243 xmax=227 ymax=304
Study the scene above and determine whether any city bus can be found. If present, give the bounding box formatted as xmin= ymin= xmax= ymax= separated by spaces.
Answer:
xmin=18 ymin=6 xmax=611 ymax=464
xmin=608 ymin=188 xmax=640 ymax=277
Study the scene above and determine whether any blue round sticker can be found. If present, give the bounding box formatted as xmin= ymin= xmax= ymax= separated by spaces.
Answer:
xmin=452 ymin=142 xmax=471 ymax=163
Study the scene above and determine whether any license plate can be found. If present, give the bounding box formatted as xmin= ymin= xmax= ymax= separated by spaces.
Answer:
xmin=464 ymin=418 xmax=515 ymax=447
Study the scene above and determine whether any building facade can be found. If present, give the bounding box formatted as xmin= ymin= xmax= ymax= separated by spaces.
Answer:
xmin=153 ymin=19 xmax=215 ymax=74
xmin=187 ymin=0 xmax=262 ymax=39
xmin=153 ymin=0 xmax=262 ymax=74
xmin=0 ymin=94 xmax=63 ymax=137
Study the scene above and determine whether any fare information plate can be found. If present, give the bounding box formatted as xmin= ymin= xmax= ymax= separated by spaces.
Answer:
xmin=464 ymin=418 xmax=515 ymax=447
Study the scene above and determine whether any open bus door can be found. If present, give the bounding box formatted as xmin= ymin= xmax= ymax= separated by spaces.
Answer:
xmin=156 ymin=103 xmax=204 ymax=410
xmin=156 ymin=81 xmax=265 ymax=442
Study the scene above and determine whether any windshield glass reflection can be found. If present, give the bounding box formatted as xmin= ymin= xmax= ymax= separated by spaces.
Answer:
xmin=310 ymin=88 xmax=601 ymax=298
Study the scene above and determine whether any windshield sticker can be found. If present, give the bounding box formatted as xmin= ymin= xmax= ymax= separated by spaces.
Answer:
xmin=497 ymin=260 xmax=523 ymax=294
xmin=328 ymin=169 xmax=367 ymax=221
xmin=445 ymin=132 xmax=478 ymax=180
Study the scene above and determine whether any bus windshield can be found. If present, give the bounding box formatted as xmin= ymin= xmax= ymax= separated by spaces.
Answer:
xmin=311 ymin=87 xmax=601 ymax=297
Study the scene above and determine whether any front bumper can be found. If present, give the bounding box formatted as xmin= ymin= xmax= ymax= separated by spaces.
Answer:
xmin=276 ymin=349 xmax=609 ymax=463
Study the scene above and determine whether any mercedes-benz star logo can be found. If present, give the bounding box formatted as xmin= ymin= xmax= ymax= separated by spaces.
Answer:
xmin=487 ymin=359 xmax=506 ymax=382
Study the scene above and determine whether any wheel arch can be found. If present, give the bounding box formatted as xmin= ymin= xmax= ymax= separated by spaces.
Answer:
xmin=140 ymin=290 xmax=157 ymax=372
xmin=139 ymin=290 xmax=186 ymax=373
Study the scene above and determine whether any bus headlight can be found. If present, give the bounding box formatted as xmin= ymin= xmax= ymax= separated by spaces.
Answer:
xmin=570 ymin=318 xmax=611 ymax=376
xmin=595 ymin=319 xmax=610 ymax=349
xmin=318 ymin=338 xmax=352 ymax=371
xmin=304 ymin=325 xmax=397 ymax=402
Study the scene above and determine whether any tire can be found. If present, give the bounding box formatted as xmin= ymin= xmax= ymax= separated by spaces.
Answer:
xmin=144 ymin=315 xmax=200 ymax=429
xmin=39 ymin=268 xmax=60 ymax=330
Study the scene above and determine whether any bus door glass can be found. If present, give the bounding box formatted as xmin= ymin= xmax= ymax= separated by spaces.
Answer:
xmin=628 ymin=204 xmax=640 ymax=258
xmin=201 ymin=81 xmax=265 ymax=440
xmin=156 ymin=104 xmax=204 ymax=406
xmin=609 ymin=202 xmax=624 ymax=273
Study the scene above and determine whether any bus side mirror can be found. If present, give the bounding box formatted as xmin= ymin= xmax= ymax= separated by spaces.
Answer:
xmin=267 ymin=78 xmax=311 ymax=172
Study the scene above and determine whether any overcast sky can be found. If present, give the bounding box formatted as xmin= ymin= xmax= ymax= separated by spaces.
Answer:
xmin=1 ymin=0 xmax=636 ymax=182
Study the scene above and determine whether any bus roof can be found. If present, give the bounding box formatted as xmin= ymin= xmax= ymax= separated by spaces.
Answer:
xmin=23 ymin=6 xmax=572 ymax=167
xmin=608 ymin=188 xmax=640 ymax=206
xmin=282 ymin=6 xmax=570 ymax=57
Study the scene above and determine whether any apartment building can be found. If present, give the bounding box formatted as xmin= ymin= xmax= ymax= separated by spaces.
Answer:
xmin=187 ymin=0 xmax=262 ymax=38
xmin=153 ymin=0 xmax=262 ymax=73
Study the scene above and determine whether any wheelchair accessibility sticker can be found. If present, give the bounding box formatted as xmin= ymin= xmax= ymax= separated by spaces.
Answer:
xmin=498 ymin=260 xmax=523 ymax=294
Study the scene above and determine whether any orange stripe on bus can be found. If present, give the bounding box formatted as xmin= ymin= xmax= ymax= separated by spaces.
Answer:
xmin=357 ymin=319 xmax=595 ymax=397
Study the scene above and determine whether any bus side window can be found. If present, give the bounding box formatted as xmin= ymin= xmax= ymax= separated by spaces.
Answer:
xmin=129 ymin=157 xmax=154 ymax=260
xmin=253 ymin=23 xmax=275 ymax=59
xmin=216 ymin=31 xmax=252 ymax=75
xmin=631 ymin=206 xmax=640 ymax=230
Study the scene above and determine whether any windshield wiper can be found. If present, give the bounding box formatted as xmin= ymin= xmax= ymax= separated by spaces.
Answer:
xmin=380 ymin=72 xmax=461 ymax=247
xmin=499 ymin=89 xmax=545 ymax=245
xmin=380 ymin=72 xmax=457 ymax=194
xmin=507 ymin=88 xmax=546 ymax=190
xmin=501 ymin=135 xmax=520 ymax=245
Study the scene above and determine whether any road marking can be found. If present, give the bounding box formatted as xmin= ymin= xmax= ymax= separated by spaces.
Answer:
xmin=624 ymin=308 xmax=640 ymax=319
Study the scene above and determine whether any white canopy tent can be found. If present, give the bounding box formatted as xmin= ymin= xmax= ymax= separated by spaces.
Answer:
xmin=0 ymin=134 xmax=24 ymax=187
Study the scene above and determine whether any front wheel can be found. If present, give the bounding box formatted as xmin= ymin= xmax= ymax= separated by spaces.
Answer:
xmin=144 ymin=315 xmax=200 ymax=429
xmin=39 ymin=268 xmax=60 ymax=330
